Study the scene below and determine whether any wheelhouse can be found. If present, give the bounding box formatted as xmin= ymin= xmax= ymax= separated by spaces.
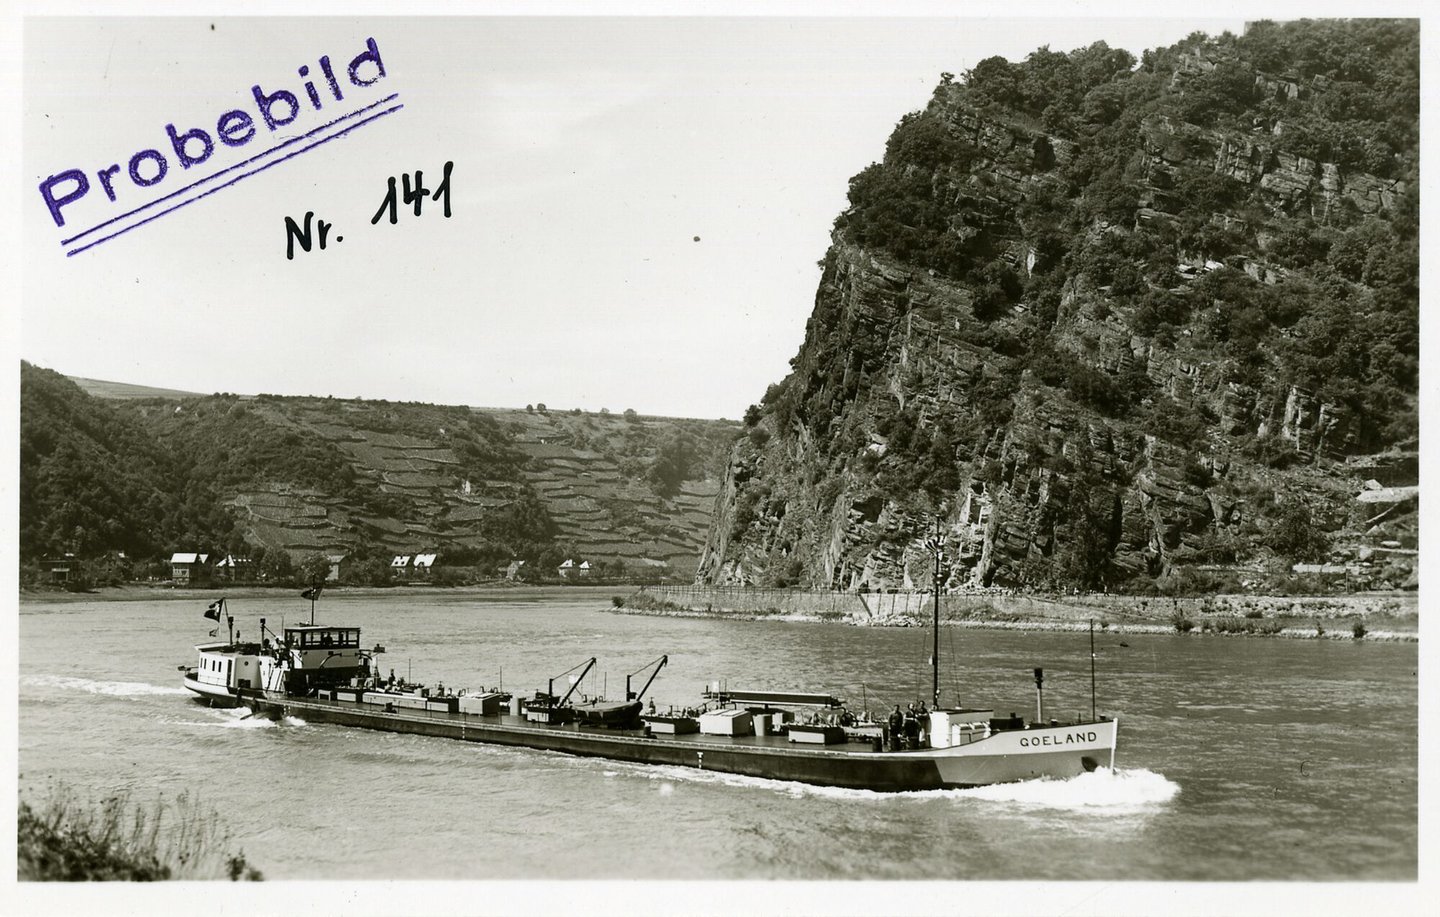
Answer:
xmin=281 ymin=624 xmax=369 ymax=694
xmin=285 ymin=625 xmax=361 ymax=650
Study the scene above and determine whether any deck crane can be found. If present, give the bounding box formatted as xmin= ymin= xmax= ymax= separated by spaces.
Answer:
xmin=626 ymin=655 xmax=668 ymax=702
xmin=548 ymin=657 xmax=598 ymax=710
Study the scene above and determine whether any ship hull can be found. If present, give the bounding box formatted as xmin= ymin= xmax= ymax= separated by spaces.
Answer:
xmin=244 ymin=690 xmax=1116 ymax=791
xmin=183 ymin=671 xmax=243 ymax=707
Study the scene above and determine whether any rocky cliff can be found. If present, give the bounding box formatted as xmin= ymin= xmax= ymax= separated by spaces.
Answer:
xmin=699 ymin=21 xmax=1418 ymax=593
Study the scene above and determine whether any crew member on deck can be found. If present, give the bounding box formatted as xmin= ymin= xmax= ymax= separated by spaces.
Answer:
xmin=888 ymin=705 xmax=903 ymax=751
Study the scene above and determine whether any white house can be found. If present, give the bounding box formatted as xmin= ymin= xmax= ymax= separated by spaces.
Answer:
xmin=214 ymin=555 xmax=252 ymax=580
xmin=171 ymin=552 xmax=211 ymax=583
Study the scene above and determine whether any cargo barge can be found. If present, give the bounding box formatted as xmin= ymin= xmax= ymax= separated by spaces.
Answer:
xmin=213 ymin=617 xmax=1118 ymax=791
xmin=243 ymin=680 xmax=1118 ymax=792
xmin=197 ymin=526 xmax=1120 ymax=791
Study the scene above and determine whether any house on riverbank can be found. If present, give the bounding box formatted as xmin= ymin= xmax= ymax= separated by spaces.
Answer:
xmin=40 ymin=554 xmax=81 ymax=585
xmin=170 ymin=552 xmax=210 ymax=584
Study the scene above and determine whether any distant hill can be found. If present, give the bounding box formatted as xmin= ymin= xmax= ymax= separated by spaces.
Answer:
xmin=21 ymin=363 xmax=740 ymax=580
xmin=67 ymin=376 xmax=204 ymax=400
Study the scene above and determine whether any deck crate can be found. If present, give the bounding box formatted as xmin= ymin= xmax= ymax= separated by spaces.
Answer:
xmin=643 ymin=715 xmax=699 ymax=735
xmin=786 ymin=724 xmax=846 ymax=745
xmin=458 ymin=693 xmax=505 ymax=716
xmin=699 ymin=708 xmax=753 ymax=736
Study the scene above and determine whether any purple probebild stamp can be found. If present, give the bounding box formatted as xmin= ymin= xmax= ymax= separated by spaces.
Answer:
xmin=39 ymin=36 xmax=401 ymax=256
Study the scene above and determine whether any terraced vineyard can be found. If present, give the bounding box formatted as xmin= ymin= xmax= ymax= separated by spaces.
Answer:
xmin=499 ymin=409 xmax=725 ymax=575
xmin=63 ymin=376 xmax=739 ymax=578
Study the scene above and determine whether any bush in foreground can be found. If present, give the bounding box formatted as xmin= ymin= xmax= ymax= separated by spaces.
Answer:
xmin=18 ymin=787 xmax=263 ymax=881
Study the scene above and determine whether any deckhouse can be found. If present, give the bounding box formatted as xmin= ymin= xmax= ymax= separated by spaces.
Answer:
xmin=184 ymin=638 xmax=270 ymax=707
xmin=280 ymin=624 xmax=369 ymax=694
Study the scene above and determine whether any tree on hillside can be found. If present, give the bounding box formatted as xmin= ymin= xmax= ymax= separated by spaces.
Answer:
xmin=297 ymin=552 xmax=331 ymax=586
xmin=1267 ymin=499 xmax=1329 ymax=562
xmin=480 ymin=493 xmax=556 ymax=555
xmin=1046 ymin=440 xmax=1122 ymax=590
xmin=346 ymin=555 xmax=393 ymax=586
xmin=256 ymin=548 xmax=295 ymax=585
xmin=647 ymin=432 xmax=700 ymax=498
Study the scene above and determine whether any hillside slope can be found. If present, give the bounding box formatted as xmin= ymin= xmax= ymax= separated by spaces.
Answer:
xmin=21 ymin=363 xmax=739 ymax=578
xmin=20 ymin=364 xmax=229 ymax=559
xmin=698 ymin=20 xmax=1418 ymax=593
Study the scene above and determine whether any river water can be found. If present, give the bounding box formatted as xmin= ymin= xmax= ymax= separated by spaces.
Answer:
xmin=18 ymin=590 xmax=1418 ymax=882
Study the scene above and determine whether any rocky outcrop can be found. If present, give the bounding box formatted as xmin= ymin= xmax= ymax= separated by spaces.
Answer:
xmin=696 ymin=238 xmax=1321 ymax=591
xmin=700 ymin=230 xmax=1381 ymax=590
xmin=698 ymin=27 xmax=1416 ymax=593
xmin=1138 ymin=115 xmax=1406 ymax=221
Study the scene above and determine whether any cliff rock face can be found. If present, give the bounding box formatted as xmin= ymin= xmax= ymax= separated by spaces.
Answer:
xmin=699 ymin=22 xmax=1417 ymax=592
xmin=1138 ymin=114 xmax=1407 ymax=221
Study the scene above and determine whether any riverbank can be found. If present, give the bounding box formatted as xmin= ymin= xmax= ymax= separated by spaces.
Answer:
xmin=21 ymin=582 xmax=1417 ymax=641
xmin=18 ymin=582 xmax=632 ymax=604
xmin=612 ymin=587 xmax=1419 ymax=642
xmin=17 ymin=787 xmax=262 ymax=881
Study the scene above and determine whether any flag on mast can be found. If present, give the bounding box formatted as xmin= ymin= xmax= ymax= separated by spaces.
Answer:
xmin=203 ymin=599 xmax=223 ymax=622
xmin=300 ymin=586 xmax=322 ymax=601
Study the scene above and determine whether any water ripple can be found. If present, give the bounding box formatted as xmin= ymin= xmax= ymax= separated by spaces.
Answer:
xmin=23 ymin=674 xmax=191 ymax=697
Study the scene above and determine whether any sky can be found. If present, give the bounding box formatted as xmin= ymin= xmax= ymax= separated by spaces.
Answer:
xmin=24 ymin=14 xmax=1257 ymax=420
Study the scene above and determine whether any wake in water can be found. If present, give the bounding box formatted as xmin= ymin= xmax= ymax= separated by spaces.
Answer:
xmin=22 ymin=674 xmax=191 ymax=697
xmin=953 ymin=767 xmax=1180 ymax=808
xmin=170 ymin=706 xmax=310 ymax=729
xmin=609 ymin=759 xmax=1178 ymax=808
xmin=171 ymin=706 xmax=272 ymax=730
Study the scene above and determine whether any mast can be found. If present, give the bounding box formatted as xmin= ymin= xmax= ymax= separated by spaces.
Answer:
xmin=932 ymin=517 xmax=939 ymax=706
xmin=929 ymin=514 xmax=944 ymax=708
xmin=1090 ymin=618 xmax=1097 ymax=722
xmin=301 ymin=583 xmax=322 ymax=625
